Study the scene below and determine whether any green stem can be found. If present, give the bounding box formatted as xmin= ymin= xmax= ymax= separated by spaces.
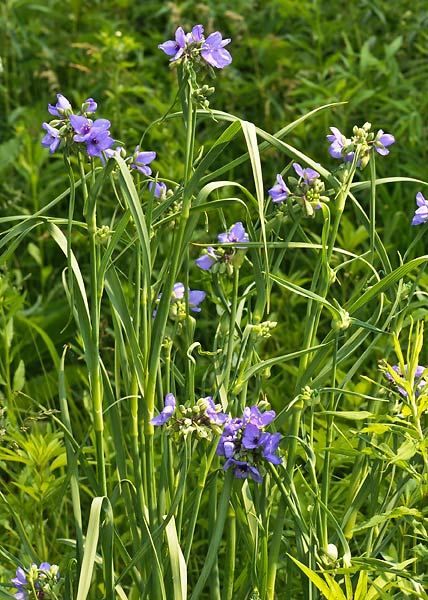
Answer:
xmin=223 ymin=266 xmax=240 ymax=394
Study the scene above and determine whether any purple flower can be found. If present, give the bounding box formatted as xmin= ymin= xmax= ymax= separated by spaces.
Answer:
xmin=85 ymin=127 xmax=114 ymax=157
xmin=83 ymin=98 xmax=97 ymax=113
xmin=222 ymin=458 xmax=262 ymax=483
xmin=243 ymin=404 xmax=276 ymax=428
xmin=48 ymin=93 xmax=72 ymax=117
xmin=172 ymin=282 xmax=206 ymax=312
xmin=190 ymin=24 xmax=204 ymax=43
xmin=412 ymin=192 xmax=428 ymax=226
xmin=195 ymin=246 xmax=219 ymax=271
xmin=150 ymin=393 xmax=176 ymax=425
xmin=242 ymin=423 xmax=264 ymax=449
xmin=268 ymin=174 xmax=289 ymax=203
xmin=201 ymin=31 xmax=232 ymax=69
xmin=130 ymin=147 xmax=156 ymax=175
xmin=11 ymin=566 xmax=28 ymax=600
xmin=41 ymin=123 xmax=61 ymax=154
xmin=149 ymin=181 xmax=167 ymax=199
xmin=326 ymin=127 xmax=355 ymax=162
xmin=385 ymin=364 xmax=426 ymax=397
xmin=218 ymin=222 xmax=249 ymax=245
xmin=261 ymin=432 xmax=282 ymax=464
xmin=374 ymin=130 xmax=395 ymax=156
xmin=203 ymin=396 xmax=229 ymax=424
xmin=293 ymin=162 xmax=320 ymax=185
xmin=158 ymin=27 xmax=188 ymax=61
xmin=70 ymin=115 xmax=111 ymax=142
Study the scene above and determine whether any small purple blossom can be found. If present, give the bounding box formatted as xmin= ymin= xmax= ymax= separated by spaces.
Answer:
xmin=293 ymin=162 xmax=320 ymax=185
xmin=222 ymin=458 xmax=262 ymax=483
xmin=203 ymin=396 xmax=229 ymax=424
xmin=268 ymin=174 xmax=289 ymax=203
xmin=85 ymin=127 xmax=114 ymax=157
xmin=41 ymin=123 xmax=61 ymax=154
xmin=48 ymin=93 xmax=72 ymax=117
xmin=201 ymin=32 xmax=232 ymax=69
xmin=244 ymin=404 xmax=276 ymax=427
xmin=326 ymin=127 xmax=355 ymax=162
xmin=411 ymin=192 xmax=428 ymax=226
xmin=11 ymin=563 xmax=60 ymax=600
xmin=83 ymin=97 xmax=97 ymax=113
xmin=149 ymin=181 xmax=167 ymax=199
xmin=261 ymin=432 xmax=282 ymax=464
xmin=374 ymin=130 xmax=395 ymax=156
xmin=385 ymin=364 xmax=427 ymax=397
xmin=158 ymin=27 xmax=187 ymax=61
xmin=190 ymin=24 xmax=204 ymax=43
xmin=218 ymin=222 xmax=249 ymax=245
xmin=242 ymin=423 xmax=264 ymax=449
xmin=195 ymin=246 xmax=219 ymax=271
xmin=151 ymin=393 xmax=176 ymax=425
xmin=172 ymin=282 xmax=206 ymax=312
xmin=130 ymin=147 xmax=156 ymax=175
xmin=70 ymin=115 xmax=111 ymax=142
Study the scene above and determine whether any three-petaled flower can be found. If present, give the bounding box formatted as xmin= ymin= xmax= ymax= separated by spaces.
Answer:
xmin=411 ymin=192 xmax=428 ymax=226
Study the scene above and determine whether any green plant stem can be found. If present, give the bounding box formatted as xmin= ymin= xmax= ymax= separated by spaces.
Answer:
xmin=189 ymin=470 xmax=233 ymax=600
xmin=223 ymin=266 xmax=240 ymax=394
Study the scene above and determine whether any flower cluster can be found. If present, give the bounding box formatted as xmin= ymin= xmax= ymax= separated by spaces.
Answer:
xmin=151 ymin=396 xmax=281 ymax=483
xmin=195 ymin=222 xmax=249 ymax=274
xmin=327 ymin=122 xmax=395 ymax=169
xmin=41 ymin=95 xmax=157 ymax=175
xmin=159 ymin=24 xmax=232 ymax=70
xmin=216 ymin=405 xmax=281 ymax=483
xmin=11 ymin=563 xmax=60 ymax=600
xmin=268 ymin=162 xmax=328 ymax=217
xmin=42 ymin=94 xmax=114 ymax=158
xmin=150 ymin=394 xmax=228 ymax=439
xmin=153 ymin=282 xmax=206 ymax=320
xmin=411 ymin=192 xmax=428 ymax=226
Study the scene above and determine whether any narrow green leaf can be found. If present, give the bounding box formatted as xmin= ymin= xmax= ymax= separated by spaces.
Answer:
xmin=165 ymin=516 xmax=187 ymax=600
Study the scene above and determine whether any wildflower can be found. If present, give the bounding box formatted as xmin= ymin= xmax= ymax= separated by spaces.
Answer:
xmin=195 ymin=246 xmax=220 ymax=271
xmin=222 ymin=458 xmax=263 ymax=483
xmin=293 ymin=162 xmax=320 ymax=185
xmin=385 ymin=364 xmax=427 ymax=397
xmin=261 ymin=432 xmax=282 ymax=464
xmin=158 ymin=27 xmax=188 ymax=61
xmin=326 ymin=127 xmax=354 ymax=162
xmin=48 ymin=93 xmax=72 ymax=117
xmin=11 ymin=567 xmax=28 ymax=600
xmin=130 ymin=147 xmax=156 ymax=175
xmin=149 ymin=181 xmax=167 ymax=199
xmin=373 ymin=129 xmax=395 ymax=156
xmin=70 ymin=115 xmax=111 ymax=142
xmin=217 ymin=222 xmax=249 ymax=245
xmin=171 ymin=282 xmax=206 ymax=312
xmin=201 ymin=32 xmax=232 ymax=69
xmin=151 ymin=393 xmax=176 ymax=425
xmin=268 ymin=174 xmax=289 ymax=203
xmin=411 ymin=192 xmax=428 ymax=226
xmin=41 ymin=123 xmax=61 ymax=154
xmin=82 ymin=97 xmax=97 ymax=113
xmin=85 ymin=127 xmax=114 ymax=157
xmin=244 ymin=404 xmax=276 ymax=427
xmin=201 ymin=396 xmax=229 ymax=424
xmin=242 ymin=423 xmax=264 ymax=449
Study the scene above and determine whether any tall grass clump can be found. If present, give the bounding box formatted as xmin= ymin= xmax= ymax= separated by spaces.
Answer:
xmin=1 ymin=19 xmax=428 ymax=600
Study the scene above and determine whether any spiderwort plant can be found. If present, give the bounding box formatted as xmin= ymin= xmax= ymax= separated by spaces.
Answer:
xmin=10 ymin=15 xmax=427 ymax=600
